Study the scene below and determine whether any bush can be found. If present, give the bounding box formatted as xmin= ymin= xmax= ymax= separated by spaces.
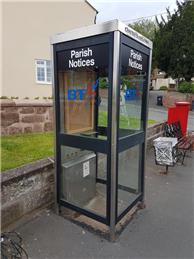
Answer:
xmin=0 ymin=96 xmax=8 ymax=99
xmin=159 ymin=86 xmax=168 ymax=90
xmin=178 ymin=81 xmax=194 ymax=93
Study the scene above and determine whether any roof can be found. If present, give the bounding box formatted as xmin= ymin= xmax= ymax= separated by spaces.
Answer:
xmin=85 ymin=0 xmax=98 ymax=13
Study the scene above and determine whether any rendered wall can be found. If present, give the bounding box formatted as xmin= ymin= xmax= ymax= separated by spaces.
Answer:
xmin=2 ymin=1 xmax=96 ymax=98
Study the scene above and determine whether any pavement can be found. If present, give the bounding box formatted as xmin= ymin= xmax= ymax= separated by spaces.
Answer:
xmin=16 ymin=150 xmax=194 ymax=259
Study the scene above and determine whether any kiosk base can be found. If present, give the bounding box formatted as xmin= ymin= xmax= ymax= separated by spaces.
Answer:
xmin=59 ymin=201 xmax=145 ymax=241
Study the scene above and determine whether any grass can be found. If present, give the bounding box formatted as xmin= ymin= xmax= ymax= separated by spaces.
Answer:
xmin=1 ymin=113 xmax=156 ymax=172
xmin=1 ymin=132 xmax=54 ymax=172
xmin=98 ymin=111 xmax=156 ymax=129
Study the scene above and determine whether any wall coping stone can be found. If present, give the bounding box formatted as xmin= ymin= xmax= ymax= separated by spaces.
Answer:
xmin=1 ymin=157 xmax=54 ymax=185
xmin=147 ymin=122 xmax=164 ymax=129
xmin=0 ymin=100 xmax=53 ymax=107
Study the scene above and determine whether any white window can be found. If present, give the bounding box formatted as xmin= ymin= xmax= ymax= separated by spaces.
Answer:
xmin=35 ymin=60 xmax=52 ymax=84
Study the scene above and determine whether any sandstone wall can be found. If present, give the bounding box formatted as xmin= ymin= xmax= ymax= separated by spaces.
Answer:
xmin=1 ymin=158 xmax=54 ymax=229
xmin=162 ymin=92 xmax=194 ymax=109
xmin=146 ymin=122 xmax=164 ymax=149
xmin=0 ymin=100 xmax=53 ymax=135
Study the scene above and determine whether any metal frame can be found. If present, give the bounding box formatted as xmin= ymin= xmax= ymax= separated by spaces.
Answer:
xmin=109 ymin=30 xmax=120 ymax=240
xmin=114 ymin=33 xmax=151 ymax=223
xmin=51 ymin=20 xmax=152 ymax=238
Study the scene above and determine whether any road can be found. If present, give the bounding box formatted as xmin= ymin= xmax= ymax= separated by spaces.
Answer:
xmin=148 ymin=91 xmax=194 ymax=131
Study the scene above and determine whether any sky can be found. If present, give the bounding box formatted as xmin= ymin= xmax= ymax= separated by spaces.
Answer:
xmin=88 ymin=0 xmax=178 ymax=24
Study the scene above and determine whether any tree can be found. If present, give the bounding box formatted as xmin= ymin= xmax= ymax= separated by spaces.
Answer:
xmin=129 ymin=19 xmax=157 ymax=41
xmin=154 ymin=0 xmax=194 ymax=81
xmin=129 ymin=19 xmax=158 ymax=69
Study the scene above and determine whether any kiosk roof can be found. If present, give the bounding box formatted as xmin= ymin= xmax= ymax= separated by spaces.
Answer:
xmin=50 ymin=19 xmax=152 ymax=49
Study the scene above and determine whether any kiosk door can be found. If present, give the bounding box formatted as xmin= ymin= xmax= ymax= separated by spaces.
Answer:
xmin=117 ymin=35 xmax=149 ymax=220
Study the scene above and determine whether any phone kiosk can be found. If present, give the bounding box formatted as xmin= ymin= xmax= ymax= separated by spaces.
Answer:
xmin=51 ymin=20 xmax=152 ymax=240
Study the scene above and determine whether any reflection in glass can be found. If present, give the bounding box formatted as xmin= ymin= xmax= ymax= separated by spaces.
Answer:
xmin=119 ymin=45 xmax=148 ymax=137
xmin=117 ymin=145 xmax=140 ymax=216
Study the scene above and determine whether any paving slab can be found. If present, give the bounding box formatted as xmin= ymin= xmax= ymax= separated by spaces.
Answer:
xmin=16 ymin=151 xmax=194 ymax=259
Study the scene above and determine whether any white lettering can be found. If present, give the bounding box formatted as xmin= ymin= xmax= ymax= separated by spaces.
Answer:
xmin=128 ymin=58 xmax=142 ymax=70
xmin=69 ymin=58 xmax=95 ymax=68
xmin=68 ymin=48 xmax=94 ymax=68
xmin=71 ymin=50 xmax=76 ymax=59
xmin=130 ymin=50 xmax=142 ymax=61
xmin=70 ymin=48 xmax=92 ymax=59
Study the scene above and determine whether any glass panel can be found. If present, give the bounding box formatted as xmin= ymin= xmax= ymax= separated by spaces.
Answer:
xmin=57 ymin=43 xmax=109 ymax=139
xmin=37 ymin=60 xmax=45 ymax=65
xmin=46 ymin=61 xmax=52 ymax=82
xmin=37 ymin=67 xmax=45 ymax=81
xmin=119 ymin=44 xmax=148 ymax=137
xmin=117 ymin=145 xmax=141 ymax=216
xmin=60 ymin=145 xmax=107 ymax=217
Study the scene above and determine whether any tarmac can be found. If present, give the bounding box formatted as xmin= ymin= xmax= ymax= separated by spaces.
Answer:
xmin=15 ymin=150 xmax=194 ymax=259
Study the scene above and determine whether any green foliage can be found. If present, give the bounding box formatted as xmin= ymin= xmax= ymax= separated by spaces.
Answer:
xmin=11 ymin=96 xmax=19 ymax=99
xmin=154 ymin=1 xmax=194 ymax=81
xmin=177 ymin=81 xmax=194 ymax=93
xmin=43 ymin=97 xmax=47 ymax=100
xmin=159 ymin=86 xmax=168 ymax=90
xmin=98 ymin=111 xmax=156 ymax=129
xmin=1 ymin=132 xmax=54 ymax=171
xmin=99 ymin=77 xmax=108 ymax=88
xmin=129 ymin=19 xmax=158 ymax=41
xmin=0 ymin=96 xmax=8 ymax=99
xmin=24 ymin=97 xmax=29 ymax=99
xmin=129 ymin=19 xmax=158 ymax=68
xmin=34 ymin=97 xmax=39 ymax=100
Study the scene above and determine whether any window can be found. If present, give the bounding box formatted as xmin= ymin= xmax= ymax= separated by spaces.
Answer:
xmin=35 ymin=60 xmax=52 ymax=84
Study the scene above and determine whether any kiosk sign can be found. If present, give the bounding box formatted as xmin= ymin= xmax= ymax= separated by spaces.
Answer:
xmin=69 ymin=48 xmax=95 ymax=68
xmin=57 ymin=43 xmax=109 ymax=70
xmin=128 ymin=49 xmax=143 ymax=71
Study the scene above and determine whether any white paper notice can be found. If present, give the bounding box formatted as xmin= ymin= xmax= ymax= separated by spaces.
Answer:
xmin=83 ymin=161 xmax=90 ymax=177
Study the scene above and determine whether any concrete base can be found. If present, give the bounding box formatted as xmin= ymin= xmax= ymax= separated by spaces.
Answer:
xmin=60 ymin=201 xmax=144 ymax=241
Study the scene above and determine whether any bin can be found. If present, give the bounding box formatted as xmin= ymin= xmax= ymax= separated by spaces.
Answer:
xmin=157 ymin=96 xmax=163 ymax=106
xmin=175 ymin=101 xmax=190 ymax=136
xmin=191 ymin=100 xmax=194 ymax=111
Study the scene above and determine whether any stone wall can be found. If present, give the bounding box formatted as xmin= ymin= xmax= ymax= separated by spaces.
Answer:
xmin=1 ymin=158 xmax=54 ymax=229
xmin=162 ymin=91 xmax=194 ymax=110
xmin=147 ymin=122 xmax=164 ymax=149
xmin=0 ymin=100 xmax=53 ymax=135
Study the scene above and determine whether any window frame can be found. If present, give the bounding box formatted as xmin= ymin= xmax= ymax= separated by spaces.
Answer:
xmin=35 ymin=59 xmax=52 ymax=85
